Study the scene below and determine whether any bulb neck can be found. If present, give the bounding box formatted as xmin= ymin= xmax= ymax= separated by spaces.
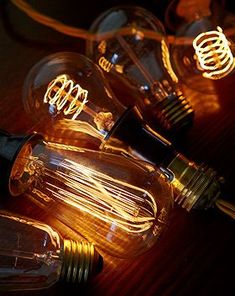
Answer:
xmin=149 ymin=93 xmax=194 ymax=134
xmin=166 ymin=154 xmax=222 ymax=211
xmin=104 ymin=106 xmax=176 ymax=165
xmin=60 ymin=239 xmax=103 ymax=284
xmin=104 ymin=107 xmax=222 ymax=211
xmin=0 ymin=130 xmax=41 ymax=196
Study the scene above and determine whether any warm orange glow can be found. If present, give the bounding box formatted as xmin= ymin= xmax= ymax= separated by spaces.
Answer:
xmin=98 ymin=56 xmax=113 ymax=72
xmin=98 ymin=40 xmax=107 ymax=54
xmin=29 ymin=157 xmax=158 ymax=234
xmin=161 ymin=40 xmax=179 ymax=83
xmin=44 ymin=74 xmax=115 ymax=133
xmin=181 ymin=83 xmax=221 ymax=115
xmin=0 ymin=212 xmax=61 ymax=250
xmin=53 ymin=119 xmax=104 ymax=141
xmin=193 ymin=27 xmax=235 ymax=80
xmin=176 ymin=0 xmax=211 ymax=22
xmin=44 ymin=74 xmax=89 ymax=120
xmin=98 ymin=56 xmax=124 ymax=74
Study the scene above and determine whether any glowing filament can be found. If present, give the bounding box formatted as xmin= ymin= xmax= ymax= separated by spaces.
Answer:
xmin=44 ymin=74 xmax=89 ymax=120
xmin=161 ymin=40 xmax=178 ymax=83
xmin=31 ymin=157 xmax=157 ymax=234
xmin=193 ymin=26 xmax=235 ymax=80
xmin=98 ymin=57 xmax=113 ymax=72
xmin=98 ymin=56 xmax=124 ymax=74
xmin=43 ymin=74 xmax=114 ymax=133
xmin=98 ymin=40 xmax=107 ymax=54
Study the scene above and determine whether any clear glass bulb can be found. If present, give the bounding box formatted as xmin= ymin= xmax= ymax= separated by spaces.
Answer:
xmin=0 ymin=210 xmax=102 ymax=291
xmin=86 ymin=5 xmax=194 ymax=134
xmin=167 ymin=0 xmax=235 ymax=93
xmin=22 ymin=52 xmax=222 ymax=213
xmin=0 ymin=131 xmax=173 ymax=258
xmin=23 ymin=51 xmax=125 ymax=149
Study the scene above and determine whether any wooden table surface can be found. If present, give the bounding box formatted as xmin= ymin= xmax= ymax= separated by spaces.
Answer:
xmin=0 ymin=1 xmax=235 ymax=295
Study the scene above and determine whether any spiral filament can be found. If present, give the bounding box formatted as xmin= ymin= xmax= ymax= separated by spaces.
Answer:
xmin=98 ymin=56 xmax=113 ymax=72
xmin=193 ymin=26 xmax=235 ymax=80
xmin=43 ymin=74 xmax=115 ymax=134
xmin=29 ymin=156 xmax=158 ymax=234
xmin=44 ymin=74 xmax=89 ymax=120
xmin=98 ymin=56 xmax=124 ymax=74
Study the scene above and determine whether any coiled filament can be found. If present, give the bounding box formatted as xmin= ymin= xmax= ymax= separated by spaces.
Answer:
xmin=193 ymin=26 xmax=235 ymax=80
xmin=98 ymin=56 xmax=113 ymax=72
xmin=44 ymin=74 xmax=89 ymax=120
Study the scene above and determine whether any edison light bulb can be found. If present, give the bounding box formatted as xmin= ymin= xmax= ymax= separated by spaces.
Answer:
xmin=0 ymin=210 xmax=102 ymax=291
xmin=167 ymin=0 xmax=235 ymax=93
xmin=23 ymin=51 xmax=125 ymax=148
xmin=0 ymin=130 xmax=173 ymax=258
xmin=23 ymin=52 xmax=222 ymax=213
xmin=86 ymin=5 xmax=194 ymax=134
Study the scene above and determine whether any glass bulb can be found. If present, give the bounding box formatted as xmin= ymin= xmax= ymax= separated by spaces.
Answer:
xmin=23 ymin=51 xmax=125 ymax=149
xmin=168 ymin=1 xmax=235 ymax=93
xmin=86 ymin=5 xmax=194 ymax=134
xmin=0 ymin=130 xmax=173 ymax=258
xmin=22 ymin=52 xmax=222 ymax=213
xmin=0 ymin=210 xmax=102 ymax=291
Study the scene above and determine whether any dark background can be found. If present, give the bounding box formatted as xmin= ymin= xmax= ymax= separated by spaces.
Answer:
xmin=0 ymin=0 xmax=235 ymax=295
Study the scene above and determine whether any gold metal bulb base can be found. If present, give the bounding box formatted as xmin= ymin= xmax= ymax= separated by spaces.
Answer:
xmin=154 ymin=93 xmax=194 ymax=133
xmin=167 ymin=154 xmax=223 ymax=211
xmin=61 ymin=239 xmax=103 ymax=284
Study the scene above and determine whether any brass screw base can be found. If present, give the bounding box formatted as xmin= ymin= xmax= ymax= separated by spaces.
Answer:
xmin=60 ymin=239 xmax=102 ymax=284
xmin=167 ymin=154 xmax=222 ymax=211
xmin=154 ymin=93 xmax=194 ymax=133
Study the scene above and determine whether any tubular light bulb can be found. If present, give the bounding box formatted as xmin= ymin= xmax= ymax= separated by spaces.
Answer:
xmin=166 ymin=0 xmax=235 ymax=93
xmin=23 ymin=52 xmax=222 ymax=212
xmin=86 ymin=5 xmax=194 ymax=134
xmin=0 ymin=210 xmax=102 ymax=291
xmin=0 ymin=130 xmax=173 ymax=258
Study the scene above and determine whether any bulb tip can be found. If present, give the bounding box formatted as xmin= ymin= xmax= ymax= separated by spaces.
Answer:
xmin=61 ymin=239 xmax=103 ymax=284
xmin=153 ymin=93 xmax=194 ymax=133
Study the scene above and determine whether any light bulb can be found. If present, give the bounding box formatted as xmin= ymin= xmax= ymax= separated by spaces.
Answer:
xmin=166 ymin=0 xmax=235 ymax=93
xmin=23 ymin=51 xmax=125 ymax=149
xmin=0 ymin=210 xmax=102 ymax=291
xmin=22 ymin=52 xmax=222 ymax=213
xmin=0 ymin=130 xmax=173 ymax=258
xmin=86 ymin=5 xmax=194 ymax=134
